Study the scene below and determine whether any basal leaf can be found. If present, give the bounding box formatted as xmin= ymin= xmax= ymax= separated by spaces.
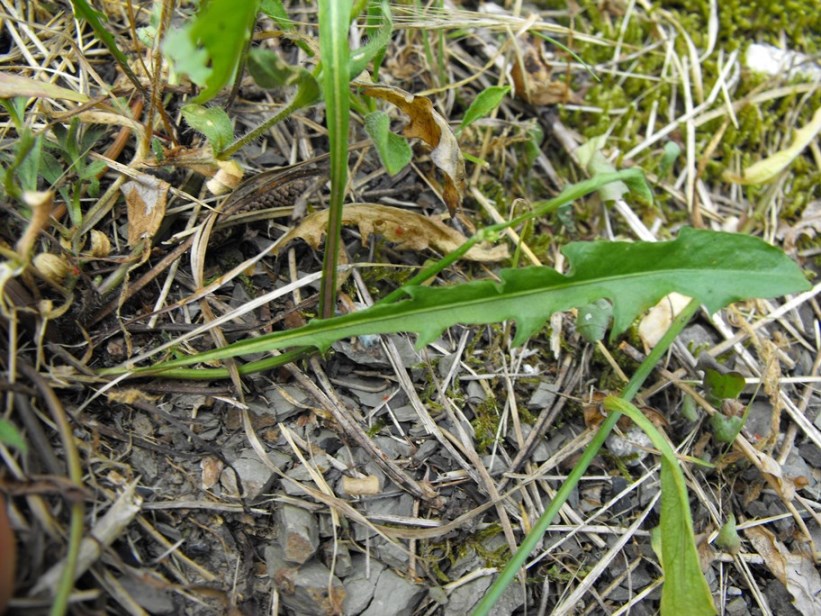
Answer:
xmin=135 ymin=228 xmax=809 ymax=375
xmin=605 ymin=397 xmax=716 ymax=615
xmin=181 ymin=104 xmax=234 ymax=153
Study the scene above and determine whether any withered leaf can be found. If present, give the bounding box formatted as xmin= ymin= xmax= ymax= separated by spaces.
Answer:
xmin=355 ymin=82 xmax=466 ymax=214
xmin=510 ymin=36 xmax=580 ymax=106
xmin=745 ymin=525 xmax=821 ymax=614
xmin=122 ymin=174 xmax=169 ymax=247
xmin=275 ymin=203 xmax=508 ymax=262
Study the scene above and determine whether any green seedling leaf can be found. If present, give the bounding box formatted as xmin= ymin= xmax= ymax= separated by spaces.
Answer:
xmin=349 ymin=0 xmax=392 ymax=79
xmin=163 ymin=0 xmax=260 ymax=103
xmin=577 ymin=136 xmax=629 ymax=202
xmin=577 ymin=298 xmax=613 ymax=343
xmin=703 ymin=368 xmax=746 ymax=401
xmin=181 ymin=104 xmax=234 ymax=154
xmin=659 ymin=141 xmax=681 ymax=179
xmin=0 ymin=419 xmax=26 ymax=453
xmin=248 ymin=48 xmax=301 ymax=89
xmin=459 ymin=86 xmax=510 ymax=131
xmin=715 ymin=513 xmax=741 ymax=555
xmin=681 ymin=395 xmax=699 ymax=422
xmin=710 ymin=413 xmax=746 ymax=444
xmin=132 ymin=227 xmax=809 ymax=376
xmin=364 ymin=111 xmax=412 ymax=175
xmin=604 ymin=396 xmax=716 ymax=616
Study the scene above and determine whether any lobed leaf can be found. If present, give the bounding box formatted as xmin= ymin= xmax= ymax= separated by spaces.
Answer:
xmin=136 ymin=228 xmax=809 ymax=374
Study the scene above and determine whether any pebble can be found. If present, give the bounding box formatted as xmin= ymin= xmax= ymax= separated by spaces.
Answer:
xmin=359 ymin=568 xmax=425 ymax=616
xmin=265 ymin=544 xmax=345 ymax=616
xmin=277 ymin=504 xmax=320 ymax=564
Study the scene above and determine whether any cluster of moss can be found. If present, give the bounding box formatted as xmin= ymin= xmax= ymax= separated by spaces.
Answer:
xmin=538 ymin=0 xmax=820 ymax=231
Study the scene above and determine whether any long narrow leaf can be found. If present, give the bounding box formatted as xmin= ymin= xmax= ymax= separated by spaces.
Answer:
xmin=133 ymin=228 xmax=809 ymax=374
xmin=317 ymin=0 xmax=352 ymax=318
xmin=605 ymin=397 xmax=716 ymax=615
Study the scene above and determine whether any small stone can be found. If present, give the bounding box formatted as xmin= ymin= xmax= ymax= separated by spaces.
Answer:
xmin=342 ymin=555 xmax=384 ymax=615
xmin=606 ymin=426 xmax=652 ymax=466
xmin=360 ymin=568 xmax=425 ymax=616
xmin=444 ymin=575 xmax=492 ymax=615
xmin=527 ymin=381 xmax=560 ymax=410
xmin=320 ymin=541 xmax=353 ymax=577
xmin=259 ymin=384 xmax=312 ymax=421
xmin=373 ymin=538 xmax=410 ymax=569
xmin=743 ymin=401 xmax=773 ymax=442
xmin=265 ymin=544 xmax=345 ymax=616
xmin=221 ymin=452 xmax=275 ymax=499
xmin=725 ymin=597 xmax=749 ymax=616
xmin=277 ymin=504 xmax=320 ymax=564
xmin=391 ymin=404 xmax=418 ymax=423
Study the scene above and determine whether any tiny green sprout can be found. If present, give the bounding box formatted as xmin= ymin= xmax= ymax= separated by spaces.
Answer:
xmin=680 ymin=394 xmax=699 ymax=422
xmin=658 ymin=141 xmax=681 ymax=180
xmin=710 ymin=412 xmax=745 ymax=444
xmin=715 ymin=513 xmax=741 ymax=555
xmin=0 ymin=419 xmax=27 ymax=453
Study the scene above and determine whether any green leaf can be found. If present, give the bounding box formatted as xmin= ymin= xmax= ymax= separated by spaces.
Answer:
xmin=135 ymin=227 xmax=809 ymax=375
xmin=659 ymin=141 xmax=681 ymax=179
xmin=715 ymin=514 xmax=741 ymax=555
xmin=181 ymin=103 xmax=234 ymax=153
xmin=710 ymin=413 xmax=746 ymax=444
xmin=163 ymin=0 xmax=260 ymax=103
xmin=364 ymin=111 xmax=412 ymax=175
xmin=703 ymin=368 xmax=746 ymax=401
xmin=317 ymin=0 xmax=352 ymax=318
xmin=604 ymin=397 xmax=716 ymax=616
xmin=577 ymin=136 xmax=629 ymax=202
xmin=0 ymin=418 xmax=26 ymax=453
xmin=349 ymin=0 xmax=392 ymax=79
xmin=260 ymin=0 xmax=292 ymax=27
xmin=247 ymin=48 xmax=298 ymax=88
xmin=459 ymin=86 xmax=510 ymax=131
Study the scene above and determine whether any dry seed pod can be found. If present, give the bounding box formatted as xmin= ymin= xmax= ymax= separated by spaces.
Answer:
xmin=33 ymin=253 xmax=69 ymax=284
xmin=89 ymin=229 xmax=111 ymax=257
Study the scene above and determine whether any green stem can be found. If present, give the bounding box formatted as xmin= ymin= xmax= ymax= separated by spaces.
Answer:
xmin=471 ymin=299 xmax=701 ymax=616
xmin=317 ymin=0 xmax=352 ymax=318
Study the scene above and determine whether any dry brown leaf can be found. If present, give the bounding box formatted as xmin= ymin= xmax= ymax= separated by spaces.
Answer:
xmin=510 ymin=36 xmax=580 ymax=106
xmin=275 ymin=203 xmax=508 ymax=262
xmin=121 ymin=174 xmax=169 ymax=247
xmin=754 ymin=449 xmax=797 ymax=501
xmin=745 ymin=525 xmax=821 ymax=613
xmin=201 ymin=456 xmax=224 ymax=490
xmin=355 ymin=82 xmax=466 ymax=214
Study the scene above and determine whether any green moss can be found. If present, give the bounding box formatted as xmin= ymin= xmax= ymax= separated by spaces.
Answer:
xmin=470 ymin=396 xmax=501 ymax=453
